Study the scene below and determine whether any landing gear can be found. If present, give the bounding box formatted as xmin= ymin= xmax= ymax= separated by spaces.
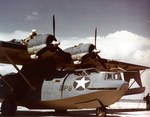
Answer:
xmin=1 ymin=100 xmax=17 ymax=116
xmin=96 ymin=107 xmax=106 ymax=117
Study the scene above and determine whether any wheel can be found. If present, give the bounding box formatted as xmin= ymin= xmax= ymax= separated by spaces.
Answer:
xmin=96 ymin=107 xmax=106 ymax=117
xmin=1 ymin=100 xmax=17 ymax=116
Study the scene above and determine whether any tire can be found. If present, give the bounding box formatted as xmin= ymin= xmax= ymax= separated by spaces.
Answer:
xmin=1 ymin=100 xmax=17 ymax=116
xmin=96 ymin=107 xmax=106 ymax=117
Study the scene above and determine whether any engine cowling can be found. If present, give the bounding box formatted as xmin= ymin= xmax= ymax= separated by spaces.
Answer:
xmin=27 ymin=34 xmax=60 ymax=59
xmin=64 ymin=43 xmax=99 ymax=61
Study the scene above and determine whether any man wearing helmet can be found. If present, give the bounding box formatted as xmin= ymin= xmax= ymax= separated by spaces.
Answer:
xmin=21 ymin=29 xmax=37 ymax=45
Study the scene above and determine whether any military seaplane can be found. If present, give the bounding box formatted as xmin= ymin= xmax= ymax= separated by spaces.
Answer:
xmin=0 ymin=15 xmax=149 ymax=117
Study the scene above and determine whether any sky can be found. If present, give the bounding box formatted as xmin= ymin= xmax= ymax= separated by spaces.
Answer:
xmin=0 ymin=0 xmax=150 ymax=97
xmin=0 ymin=0 xmax=150 ymax=38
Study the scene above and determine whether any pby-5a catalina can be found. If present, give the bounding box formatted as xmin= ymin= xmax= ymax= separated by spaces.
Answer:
xmin=0 ymin=15 xmax=149 ymax=117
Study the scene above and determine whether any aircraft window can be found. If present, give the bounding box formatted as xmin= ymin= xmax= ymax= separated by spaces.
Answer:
xmin=114 ymin=73 xmax=121 ymax=80
xmin=105 ymin=73 xmax=121 ymax=80
xmin=105 ymin=74 xmax=112 ymax=80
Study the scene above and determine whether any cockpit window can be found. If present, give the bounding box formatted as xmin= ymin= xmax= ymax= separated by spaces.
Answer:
xmin=74 ymin=68 xmax=98 ymax=76
xmin=85 ymin=69 xmax=98 ymax=75
xmin=74 ymin=71 xmax=87 ymax=76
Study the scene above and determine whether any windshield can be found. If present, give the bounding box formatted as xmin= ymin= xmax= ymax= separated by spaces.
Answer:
xmin=74 ymin=68 xmax=98 ymax=76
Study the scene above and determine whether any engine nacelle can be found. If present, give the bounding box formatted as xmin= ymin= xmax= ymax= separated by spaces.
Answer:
xmin=64 ymin=43 xmax=99 ymax=61
xmin=27 ymin=34 xmax=60 ymax=59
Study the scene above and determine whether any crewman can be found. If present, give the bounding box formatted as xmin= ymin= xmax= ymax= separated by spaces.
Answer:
xmin=21 ymin=29 xmax=37 ymax=45
xmin=145 ymin=93 xmax=150 ymax=110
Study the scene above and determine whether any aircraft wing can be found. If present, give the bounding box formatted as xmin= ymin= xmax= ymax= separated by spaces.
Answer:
xmin=0 ymin=40 xmax=149 ymax=71
xmin=80 ymin=55 xmax=149 ymax=72
xmin=99 ymin=58 xmax=150 ymax=72
xmin=0 ymin=41 xmax=33 ymax=65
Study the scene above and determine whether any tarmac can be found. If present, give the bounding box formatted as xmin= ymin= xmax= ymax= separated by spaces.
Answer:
xmin=0 ymin=108 xmax=150 ymax=117
xmin=0 ymin=101 xmax=150 ymax=116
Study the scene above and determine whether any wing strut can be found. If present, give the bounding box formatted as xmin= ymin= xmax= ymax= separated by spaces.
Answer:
xmin=2 ymin=51 xmax=35 ymax=91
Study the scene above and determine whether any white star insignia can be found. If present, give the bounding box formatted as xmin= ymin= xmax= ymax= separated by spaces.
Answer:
xmin=75 ymin=77 xmax=90 ymax=90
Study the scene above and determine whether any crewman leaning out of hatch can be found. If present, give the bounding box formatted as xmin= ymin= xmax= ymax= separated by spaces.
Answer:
xmin=144 ymin=93 xmax=150 ymax=110
xmin=21 ymin=29 xmax=37 ymax=45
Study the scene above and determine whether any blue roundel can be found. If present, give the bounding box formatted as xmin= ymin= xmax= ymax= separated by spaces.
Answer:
xmin=73 ymin=76 xmax=90 ymax=91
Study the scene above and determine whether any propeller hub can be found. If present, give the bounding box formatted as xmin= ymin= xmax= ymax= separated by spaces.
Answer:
xmin=51 ymin=40 xmax=60 ymax=47
xmin=92 ymin=49 xmax=100 ymax=53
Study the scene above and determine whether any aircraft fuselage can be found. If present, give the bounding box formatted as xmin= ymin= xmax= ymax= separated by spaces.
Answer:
xmin=9 ymin=68 xmax=128 ymax=110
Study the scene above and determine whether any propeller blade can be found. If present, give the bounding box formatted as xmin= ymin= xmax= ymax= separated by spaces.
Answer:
xmin=95 ymin=27 xmax=97 ymax=48
xmin=53 ymin=15 xmax=55 ymax=37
